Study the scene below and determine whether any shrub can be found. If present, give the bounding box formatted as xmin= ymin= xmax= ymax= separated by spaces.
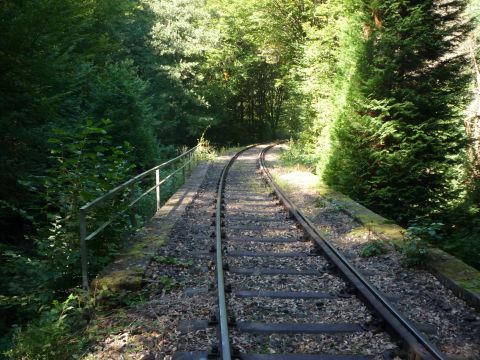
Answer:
xmin=6 ymin=294 xmax=87 ymax=360
xmin=398 ymin=221 xmax=440 ymax=267
xmin=359 ymin=240 xmax=387 ymax=258
xmin=399 ymin=237 xmax=431 ymax=268
xmin=0 ymin=120 xmax=135 ymax=353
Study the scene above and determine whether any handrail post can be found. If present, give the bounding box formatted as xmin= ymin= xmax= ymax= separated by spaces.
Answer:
xmin=130 ymin=209 xmax=137 ymax=228
xmin=182 ymin=160 xmax=186 ymax=184
xmin=79 ymin=209 xmax=89 ymax=290
xmin=156 ymin=169 xmax=161 ymax=210
xmin=129 ymin=189 xmax=136 ymax=227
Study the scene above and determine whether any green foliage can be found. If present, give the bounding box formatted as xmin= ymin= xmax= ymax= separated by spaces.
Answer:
xmin=37 ymin=120 xmax=134 ymax=273
xmin=0 ymin=0 xmax=90 ymax=212
xmin=152 ymin=256 xmax=193 ymax=268
xmin=201 ymin=0 xmax=309 ymax=144
xmin=86 ymin=61 xmax=158 ymax=168
xmin=1 ymin=0 xmax=218 ymax=355
xmin=324 ymin=0 xmax=472 ymax=224
xmin=148 ymin=0 xmax=217 ymax=145
xmin=278 ymin=0 xmax=479 ymax=269
xmin=399 ymin=238 xmax=431 ymax=268
xmin=0 ymin=0 xmax=212 ymax=219
xmin=359 ymin=240 xmax=387 ymax=258
xmin=405 ymin=221 xmax=445 ymax=245
xmin=2 ymin=0 xmax=480 ymax=356
xmin=6 ymin=294 xmax=87 ymax=360
xmin=0 ymin=121 xmax=134 ymax=354
xmin=279 ymin=0 xmax=344 ymax=173
xmin=440 ymin=202 xmax=480 ymax=269
xmin=157 ymin=276 xmax=177 ymax=292
xmin=398 ymin=221 xmax=442 ymax=267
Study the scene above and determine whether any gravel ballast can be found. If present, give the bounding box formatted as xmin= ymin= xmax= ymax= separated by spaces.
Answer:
xmin=85 ymin=145 xmax=479 ymax=359
xmin=265 ymin=144 xmax=480 ymax=359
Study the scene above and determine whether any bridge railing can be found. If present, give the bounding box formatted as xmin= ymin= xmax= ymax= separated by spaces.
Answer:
xmin=79 ymin=144 xmax=202 ymax=289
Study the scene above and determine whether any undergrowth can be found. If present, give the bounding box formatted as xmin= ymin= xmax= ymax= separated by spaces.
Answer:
xmin=5 ymin=275 xmax=177 ymax=360
xmin=398 ymin=221 xmax=441 ymax=267
xmin=399 ymin=238 xmax=431 ymax=267
xmin=153 ymin=255 xmax=193 ymax=268
xmin=1 ymin=124 xmax=214 ymax=358
xmin=359 ymin=240 xmax=388 ymax=258
xmin=6 ymin=294 xmax=90 ymax=360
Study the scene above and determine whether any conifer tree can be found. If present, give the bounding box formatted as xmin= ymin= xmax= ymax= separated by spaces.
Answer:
xmin=325 ymin=0 xmax=473 ymax=223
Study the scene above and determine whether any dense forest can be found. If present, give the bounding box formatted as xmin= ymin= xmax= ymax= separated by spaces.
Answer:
xmin=1 ymin=0 xmax=479 ymax=357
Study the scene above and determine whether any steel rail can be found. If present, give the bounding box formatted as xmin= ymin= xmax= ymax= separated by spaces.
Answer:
xmin=215 ymin=145 xmax=258 ymax=360
xmin=259 ymin=144 xmax=446 ymax=360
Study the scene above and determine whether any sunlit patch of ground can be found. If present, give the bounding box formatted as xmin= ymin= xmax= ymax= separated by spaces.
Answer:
xmin=278 ymin=170 xmax=319 ymax=190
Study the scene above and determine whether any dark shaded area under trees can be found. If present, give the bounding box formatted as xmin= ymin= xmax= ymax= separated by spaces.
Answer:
xmin=0 ymin=0 xmax=479 ymax=358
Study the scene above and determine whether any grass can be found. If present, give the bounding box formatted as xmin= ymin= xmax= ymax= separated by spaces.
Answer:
xmin=152 ymin=255 xmax=193 ymax=268
xmin=359 ymin=239 xmax=388 ymax=257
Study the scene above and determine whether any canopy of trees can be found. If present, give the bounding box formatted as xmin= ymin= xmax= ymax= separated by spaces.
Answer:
xmin=0 ymin=0 xmax=478 ymax=357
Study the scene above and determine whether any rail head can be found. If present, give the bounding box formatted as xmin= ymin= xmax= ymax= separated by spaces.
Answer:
xmin=215 ymin=144 xmax=258 ymax=360
xmin=258 ymin=143 xmax=447 ymax=360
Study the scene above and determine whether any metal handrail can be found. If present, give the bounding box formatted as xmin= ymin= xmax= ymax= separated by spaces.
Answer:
xmin=79 ymin=144 xmax=201 ymax=289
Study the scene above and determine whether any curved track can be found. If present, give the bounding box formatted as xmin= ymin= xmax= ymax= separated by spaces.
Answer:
xmin=178 ymin=144 xmax=448 ymax=360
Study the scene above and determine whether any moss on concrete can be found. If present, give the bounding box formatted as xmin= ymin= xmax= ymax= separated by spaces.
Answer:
xmin=429 ymin=249 xmax=480 ymax=290
xmin=92 ymin=233 xmax=167 ymax=293
xmin=345 ymin=227 xmax=372 ymax=238
xmin=94 ymin=268 xmax=144 ymax=292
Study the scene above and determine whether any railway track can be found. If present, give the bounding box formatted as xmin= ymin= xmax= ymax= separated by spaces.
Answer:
xmin=174 ymin=145 xmax=447 ymax=360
